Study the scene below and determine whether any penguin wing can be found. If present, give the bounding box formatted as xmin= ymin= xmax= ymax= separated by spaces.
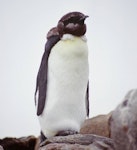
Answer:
xmin=86 ymin=81 xmax=89 ymax=117
xmin=35 ymin=35 xmax=60 ymax=116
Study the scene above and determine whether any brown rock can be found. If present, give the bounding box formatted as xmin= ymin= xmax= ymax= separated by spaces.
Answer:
xmin=39 ymin=134 xmax=115 ymax=150
xmin=40 ymin=143 xmax=113 ymax=150
xmin=80 ymin=112 xmax=112 ymax=137
xmin=110 ymin=89 xmax=137 ymax=150
xmin=0 ymin=136 xmax=38 ymax=150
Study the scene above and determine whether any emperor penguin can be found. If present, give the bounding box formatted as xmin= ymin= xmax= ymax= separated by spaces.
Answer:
xmin=35 ymin=12 xmax=89 ymax=141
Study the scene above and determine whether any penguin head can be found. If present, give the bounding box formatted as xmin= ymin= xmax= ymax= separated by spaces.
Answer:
xmin=57 ymin=12 xmax=88 ymax=37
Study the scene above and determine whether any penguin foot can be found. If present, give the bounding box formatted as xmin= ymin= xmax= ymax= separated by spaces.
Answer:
xmin=56 ymin=130 xmax=78 ymax=136
xmin=40 ymin=131 xmax=47 ymax=143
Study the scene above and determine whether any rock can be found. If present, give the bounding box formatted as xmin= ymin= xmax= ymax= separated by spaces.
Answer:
xmin=110 ymin=89 xmax=137 ymax=150
xmin=39 ymin=134 xmax=115 ymax=150
xmin=0 ymin=136 xmax=38 ymax=150
xmin=80 ymin=112 xmax=112 ymax=137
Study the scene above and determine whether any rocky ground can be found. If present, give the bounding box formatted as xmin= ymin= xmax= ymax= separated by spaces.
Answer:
xmin=0 ymin=89 xmax=137 ymax=150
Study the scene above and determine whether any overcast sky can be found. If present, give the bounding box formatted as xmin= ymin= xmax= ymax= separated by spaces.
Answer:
xmin=0 ymin=0 xmax=137 ymax=138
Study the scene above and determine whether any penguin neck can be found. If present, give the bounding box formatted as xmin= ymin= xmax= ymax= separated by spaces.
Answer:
xmin=61 ymin=34 xmax=87 ymax=42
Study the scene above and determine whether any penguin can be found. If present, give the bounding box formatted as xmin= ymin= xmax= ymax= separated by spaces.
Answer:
xmin=35 ymin=12 xmax=89 ymax=141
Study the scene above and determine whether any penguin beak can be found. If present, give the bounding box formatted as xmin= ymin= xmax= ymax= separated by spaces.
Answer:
xmin=80 ymin=15 xmax=89 ymax=21
xmin=84 ymin=15 xmax=89 ymax=19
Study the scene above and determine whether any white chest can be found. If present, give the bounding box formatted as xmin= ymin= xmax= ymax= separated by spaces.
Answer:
xmin=38 ymin=35 xmax=89 ymax=137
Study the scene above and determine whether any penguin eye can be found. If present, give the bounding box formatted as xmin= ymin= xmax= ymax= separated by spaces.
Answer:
xmin=69 ymin=17 xmax=80 ymax=23
xmin=64 ymin=17 xmax=79 ymax=25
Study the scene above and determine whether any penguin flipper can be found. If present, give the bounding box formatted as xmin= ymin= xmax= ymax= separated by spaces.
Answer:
xmin=86 ymin=81 xmax=89 ymax=117
xmin=35 ymin=35 xmax=60 ymax=116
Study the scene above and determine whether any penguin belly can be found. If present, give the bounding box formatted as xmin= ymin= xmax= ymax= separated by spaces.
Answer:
xmin=38 ymin=36 xmax=89 ymax=138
